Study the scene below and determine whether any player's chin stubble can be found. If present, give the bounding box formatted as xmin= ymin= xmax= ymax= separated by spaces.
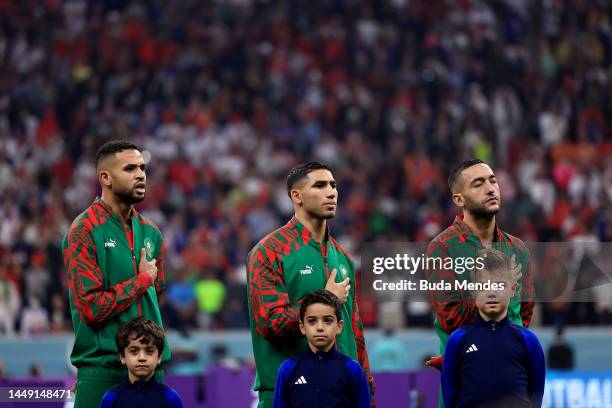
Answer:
xmin=466 ymin=198 xmax=500 ymax=218
xmin=305 ymin=208 xmax=335 ymax=220
xmin=115 ymin=189 xmax=146 ymax=205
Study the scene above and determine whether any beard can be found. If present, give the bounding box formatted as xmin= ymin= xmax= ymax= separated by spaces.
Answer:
xmin=114 ymin=187 xmax=145 ymax=205
xmin=305 ymin=206 xmax=336 ymax=220
xmin=464 ymin=196 xmax=500 ymax=219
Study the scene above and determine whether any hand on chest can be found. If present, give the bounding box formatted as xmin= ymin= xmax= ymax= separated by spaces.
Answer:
xmin=282 ymin=246 xmax=352 ymax=300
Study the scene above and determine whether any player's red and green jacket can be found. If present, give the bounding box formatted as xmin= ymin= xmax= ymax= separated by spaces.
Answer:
xmin=62 ymin=198 xmax=170 ymax=369
xmin=426 ymin=214 xmax=535 ymax=353
xmin=247 ymin=216 xmax=375 ymax=398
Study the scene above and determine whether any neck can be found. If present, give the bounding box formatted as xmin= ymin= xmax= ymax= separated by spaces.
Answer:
xmin=101 ymin=190 xmax=133 ymax=224
xmin=479 ymin=308 xmax=508 ymax=322
xmin=295 ymin=211 xmax=327 ymax=242
xmin=128 ymin=371 xmax=153 ymax=384
xmin=462 ymin=211 xmax=496 ymax=243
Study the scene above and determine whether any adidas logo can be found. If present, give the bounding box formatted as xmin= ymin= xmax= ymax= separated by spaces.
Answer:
xmin=300 ymin=265 xmax=313 ymax=275
xmin=294 ymin=376 xmax=307 ymax=385
xmin=466 ymin=344 xmax=479 ymax=353
xmin=104 ymin=239 xmax=117 ymax=248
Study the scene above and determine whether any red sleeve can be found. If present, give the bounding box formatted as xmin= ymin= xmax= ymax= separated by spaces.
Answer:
xmin=351 ymin=294 xmax=376 ymax=406
xmin=425 ymin=241 xmax=477 ymax=334
xmin=519 ymin=251 xmax=535 ymax=327
xmin=154 ymin=242 xmax=166 ymax=296
xmin=65 ymin=223 xmax=154 ymax=326
xmin=247 ymin=247 xmax=301 ymax=339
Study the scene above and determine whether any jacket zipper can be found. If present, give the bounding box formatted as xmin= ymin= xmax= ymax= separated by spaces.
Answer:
xmin=491 ymin=321 xmax=496 ymax=394
xmin=121 ymin=215 xmax=142 ymax=317
xmin=316 ymin=353 xmax=322 ymax=404
xmin=319 ymin=242 xmax=330 ymax=279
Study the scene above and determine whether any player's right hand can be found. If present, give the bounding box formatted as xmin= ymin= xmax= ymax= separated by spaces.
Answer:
xmin=139 ymin=248 xmax=157 ymax=281
xmin=425 ymin=355 xmax=443 ymax=371
xmin=325 ymin=268 xmax=350 ymax=304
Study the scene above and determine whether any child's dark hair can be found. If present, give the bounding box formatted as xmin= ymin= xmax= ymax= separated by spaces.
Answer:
xmin=116 ymin=317 xmax=165 ymax=355
xmin=473 ymin=248 xmax=512 ymax=282
xmin=299 ymin=290 xmax=342 ymax=322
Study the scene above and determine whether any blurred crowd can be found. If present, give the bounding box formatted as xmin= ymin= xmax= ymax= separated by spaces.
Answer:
xmin=0 ymin=0 xmax=611 ymax=337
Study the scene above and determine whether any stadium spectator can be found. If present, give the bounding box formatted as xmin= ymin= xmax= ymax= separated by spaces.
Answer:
xmin=547 ymin=326 xmax=574 ymax=370
xmin=20 ymin=296 xmax=49 ymax=337
xmin=163 ymin=268 xmax=198 ymax=332
xmin=0 ymin=265 xmax=20 ymax=336
xmin=369 ymin=328 xmax=408 ymax=372
xmin=194 ymin=269 xmax=227 ymax=330
xmin=49 ymin=293 xmax=70 ymax=334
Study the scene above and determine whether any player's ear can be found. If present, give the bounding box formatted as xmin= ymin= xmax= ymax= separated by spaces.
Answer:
xmin=119 ymin=353 xmax=126 ymax=365
xmin=299 ymin=320 xmax=305 ymax=335
xmin=337 ymin=319 xmax=343 ymax=334
xmin=99 ymin=169 xmax=112 ymax=188
xmin=290 ymin=188 xmax=302 ymax=205
xmin=451 ymin=192 xmax=464 ymax=208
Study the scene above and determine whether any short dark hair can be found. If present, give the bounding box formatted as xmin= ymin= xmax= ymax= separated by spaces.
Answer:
xmin=473 ymin=248 xmax=512 ymax=282
xmin=95 ymin=140 xmax=140 ymax=169
xmin=116 ymin=317 xmax=165 ymax=356
xmin=286 ymin=161 xmax=332 ymax=197
xmin=448 ymin=159 xmax=486 ymax=193
xmin=299 ymin=290 xmax=342 ymax=322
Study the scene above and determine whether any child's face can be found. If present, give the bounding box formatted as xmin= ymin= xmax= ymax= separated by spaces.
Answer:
xmin=299 ymin=303 xmax=343 ymax=352
xmin=120 ymin=334 xmax=161 ymax=382
xmin=473 ymin=269 xmax=516 ymax=321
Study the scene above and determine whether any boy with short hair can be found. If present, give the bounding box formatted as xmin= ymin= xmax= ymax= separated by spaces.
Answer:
xmin=441 ymin=248 xmax=545 ymax=408
xmin=99 ymin=318 xmax=183 ymax=408
xmin=273 ymin=290 xmax=370 ymax=408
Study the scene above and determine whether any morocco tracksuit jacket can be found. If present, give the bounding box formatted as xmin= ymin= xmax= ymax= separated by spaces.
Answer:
xmin=426 ymin=214 xmax=535 ymax=351
xmin=247 ymin=216 xmax=374 ymax=398
xmin=62 ymin=198 xmax=170 ymax=369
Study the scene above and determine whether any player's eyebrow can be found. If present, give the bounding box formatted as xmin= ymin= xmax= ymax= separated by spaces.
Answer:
xmin=469 ymin=174 xmax=495 ymax=186
xmin=311 ymin=179 xmax=336 ymax=187
xmin=123 ymin=163 xmax=147 ymax=171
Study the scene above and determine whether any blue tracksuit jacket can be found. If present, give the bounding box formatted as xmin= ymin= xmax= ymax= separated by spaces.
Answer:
xmin=99 ymin=377 xmax=183 ymax=408
xmin=441 ymin=314 xmax=545 ymax=408
xmin=273 ymin=347 xmax=370 ymax=408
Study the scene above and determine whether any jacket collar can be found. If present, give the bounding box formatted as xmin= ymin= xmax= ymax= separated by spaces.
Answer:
xmin=123 ymin=375 xmax=158 ymax=388
xmin=453 ymin=213 xmax=504 ymax=244
xmin=306 ymin=345 xmax=338 ymax=359
xmin=94 ymin=197 xmax=138 ymax=221
xmin=288 ymin=215 xmax=331 ymax=243
xmin=475 ymin=311 xmax=509 ymax=329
